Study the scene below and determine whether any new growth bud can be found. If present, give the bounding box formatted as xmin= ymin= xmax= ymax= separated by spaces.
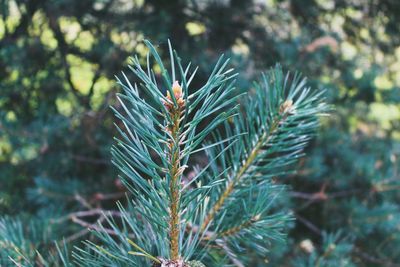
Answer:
xmin=165 ymin=81 xmax=185 ymax=110
xmin=279 ymin=99 xmax=294 ymax=115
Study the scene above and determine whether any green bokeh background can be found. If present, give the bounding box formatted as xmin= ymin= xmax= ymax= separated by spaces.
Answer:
xmin=1 ymin=0 xmax=400 ymax=266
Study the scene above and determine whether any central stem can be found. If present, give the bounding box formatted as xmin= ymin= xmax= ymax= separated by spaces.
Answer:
xmin=166 ymin=81 xmax=185 ymax=261
xmin=169 ymin=110 xmax=181 ymax=260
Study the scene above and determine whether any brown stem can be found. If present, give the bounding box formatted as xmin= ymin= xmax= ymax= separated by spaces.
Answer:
xmin=166 ymin=97 xmax=184 ymax=260
xmin=219 ymin=216 xmax=258 ymax=238
xmin=201 ymin=116 xmax=283 ymax=231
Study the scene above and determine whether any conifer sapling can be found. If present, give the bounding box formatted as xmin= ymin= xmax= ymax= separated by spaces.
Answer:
xmin=70 ymin=40 xmax=327 ymax=267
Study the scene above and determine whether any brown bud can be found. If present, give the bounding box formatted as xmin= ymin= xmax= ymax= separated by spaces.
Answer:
xmin=172 ymin=81 xmax=183 ymax=99
xmin=165 ymin=81 xmax=185 ymax=109
xmin=166 ymin=81 xmax=183 ymax=100
xmin=279 ymin=99 xmax=294 ymax=114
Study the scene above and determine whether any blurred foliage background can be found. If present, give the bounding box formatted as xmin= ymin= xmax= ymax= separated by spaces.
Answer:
xmin=1 ymin=0 xmax=400 ymax=266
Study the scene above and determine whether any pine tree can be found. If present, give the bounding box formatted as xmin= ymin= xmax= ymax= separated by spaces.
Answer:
xmin=0 ymin=40 xmax=327 ymax=266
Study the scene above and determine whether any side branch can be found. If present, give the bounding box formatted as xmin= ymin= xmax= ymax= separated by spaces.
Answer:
xmin=201 ymin=107 xmax=290 ymax=231
xmin=219 ymin=215 xmax=260 ymax=238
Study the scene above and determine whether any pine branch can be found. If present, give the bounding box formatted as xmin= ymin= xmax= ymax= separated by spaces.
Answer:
xmin=201 ymin=110 xmax=286 ymax=230
xmin=218 ymin=215 xmax=259 ymax=238
xmin=107 ymin=40 xmax=239 ymax=264
xmin=185 ymin=66 xmax=329 ymax=263
xmin=47 ymin=41 xmax=328 ymax=266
